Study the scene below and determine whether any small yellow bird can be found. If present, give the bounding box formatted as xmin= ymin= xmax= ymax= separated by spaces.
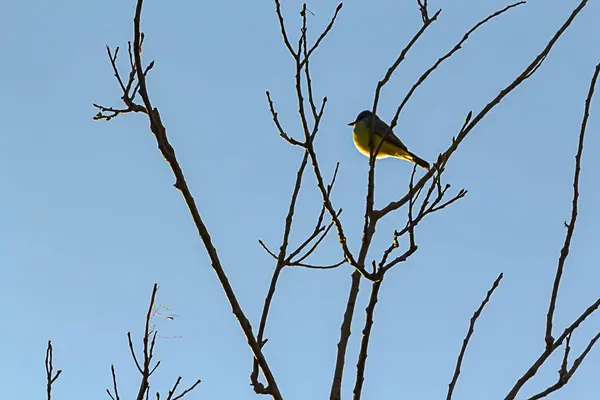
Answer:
xmin=348 ymin=110 xmax=430 ymax=170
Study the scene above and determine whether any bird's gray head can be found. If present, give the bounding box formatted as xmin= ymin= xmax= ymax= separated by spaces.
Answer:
xmin=348 ymin=110 xmax=373 ymax=126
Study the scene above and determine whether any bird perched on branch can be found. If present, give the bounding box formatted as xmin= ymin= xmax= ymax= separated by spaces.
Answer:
xmin=348 ymin=110 xmax=430 ymax=170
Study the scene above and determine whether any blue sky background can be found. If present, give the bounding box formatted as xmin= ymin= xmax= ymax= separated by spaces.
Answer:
xmin=1 ymin=0 xmax=599 ymax=398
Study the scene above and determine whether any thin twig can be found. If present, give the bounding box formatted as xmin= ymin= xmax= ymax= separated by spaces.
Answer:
xmin=258 ymin=240 xmax=278 ymax=259
xmin=389 ymin=2 xmax=525 ymax=132
xmin=504 ymin=59 xmax=600 ymax=400
xmin=417 ymin=0 xmax=430 ymax=23
xmin=135 ymin=283 xmax=159 ymax=400
xmin=299 ymin=3 xmax=343 ymax=69
xmin=289 ymin=259 xmax=346 ymax=269
xmin=252 ymin=152 xmax=309 ymax=391
xmin=167 ymin=377 xmax=201 ymax=400
xmin=108 ymin=365 xmax=121 ymax=400
xmin=545 ymin=62 xmax=600 ymax=348
xmin=505 ymin=297 xmax=600 ymax=399
xmin=377 ymin=0 xmax=589 ymax=218
xmin=128 ymin=332 xmax=143 ymax=374
xmin=273 ymin=0 xmax=297 ymax=58
xmin=45 ymin=341 xmax=62 ymax=400
xmin=528 ymin=331 xmax=600 ymax=399
xmin=447 ymin=273 xmax=503 ymax=400
xmin=266 ymin=92 xmax=304 ymax=146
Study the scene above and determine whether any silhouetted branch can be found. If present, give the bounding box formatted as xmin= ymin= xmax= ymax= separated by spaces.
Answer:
xmin=258 ymin=239 xmax=278 ymax=260
xmin=545 ymin=61 xmax=600 ymax=348
xmin=352 ymin=280 xmax=382 ymax=400
xmin=504 ymin=60 xmax=600 ymax=400
xmin=166 ymin=377 xmax=202 ymax=400
xmin=266 ymin=92 xmax=304 ymax=146
xmin=107 ymin=365 xmax=121 ymax=400
xmin=251 ymin=141 xmax=342 ymax=391
xmin=447 ymin=273 xmax=504 ymax=400
xmin=388 ymin=2 xmax=525 ymax=134
xmin=300 ymin=3 xmax=343 ymax=68
xmin=95 ymin=1 xmax=280 ymax=397
xmin=377 ymin=0 xmax=589 ymax=218
xmin=134 ymin=284 xmax=159 ymax=400
xmin=251 ymin=152 xmax=310 ymax=391
xmin=289 ymin=259 xmax=346 ymax=270
xmin=330 ymin=270 xmax=361 ymax=400
xmin=417 ymin=0 xmax=430 ymax=24
xmin=107 ymin=284 xmax=201 ymax=400
xmin=45 ymin=341 xmax=62 ymax=400
xmin=528 ymin=331 xmax=600 ymax=399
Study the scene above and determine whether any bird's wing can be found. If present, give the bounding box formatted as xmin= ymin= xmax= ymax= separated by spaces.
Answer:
xmin=373 ymin=116 xmax=408 ymax=151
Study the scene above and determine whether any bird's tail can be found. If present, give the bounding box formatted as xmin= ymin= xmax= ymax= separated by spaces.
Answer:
xmin=408 ymin=152 xmax=430 ymax=170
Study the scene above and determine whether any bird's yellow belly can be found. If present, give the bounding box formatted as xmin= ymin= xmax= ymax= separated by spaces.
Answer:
xmin=353 ymin=130 xmax=407 ymax=160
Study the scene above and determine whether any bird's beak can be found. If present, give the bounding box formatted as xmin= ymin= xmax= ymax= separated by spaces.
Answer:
xmin=348 ymin=120 xmax=356 ymax=126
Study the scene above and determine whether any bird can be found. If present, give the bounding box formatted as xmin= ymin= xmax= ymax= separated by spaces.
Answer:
xmin=348 ymin=110 xmax=430 ymax=170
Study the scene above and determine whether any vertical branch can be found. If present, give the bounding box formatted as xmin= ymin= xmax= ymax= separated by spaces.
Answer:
xmin=446 ymin=273 xmax=503 ymax=400
xmin=108 ymin=365 xmax=121 ymax=400
xmin=545 ymin=62 xmax=599 ymax=347
xmin=352 ymin=280 xmax=382 ymax=400
xmin=330 ymin=270 xmax=362 ymax=400
xmin=251 ymin=152 xmax=309 ymax=390
xmin=135 ymin=283 xmax=159 ymax=400
xmin=45 ymin=341 xmax=62 ymax=400
xmin=505 ymin=61 xmax=600 ymax=400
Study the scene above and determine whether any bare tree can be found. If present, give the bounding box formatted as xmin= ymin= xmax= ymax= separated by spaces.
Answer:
xmin=33 ymin=0 xmax=596 ymax=398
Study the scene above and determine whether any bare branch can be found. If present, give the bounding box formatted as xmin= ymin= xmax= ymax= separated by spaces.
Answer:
xmin=45 ymin=341 xmax=62 ymax=400
xmin=330 ymin=271 xmax=362 ymax=400
xmin=289 ymin=259 xmax=346 ymax=270
xmin=377 ymin=0 xmax=589 ymax=218
xmin=273 ymin=0 xmax=297 ymax=57
xmin=417 ymin=0 xmax=430 ymax=24
xmin=166 ymin=376 xmax=201 ymax=400
xmin=95 ymin=1 xmax=282 ymax=397
xmin=447 ymin=273 xmax=503 ymax=400
xmin=301 ymin=5 xmax=318 ymax=119
xmin=299 ymin=3 xmax=344 ymax=69
xmin=107 ymin=365 xmax=121 ymax=400
xmin=545 ymin=62 xmax=600 ymax=348
xmin=287 ymin=163 xmax=340 ymax=263
xmin=528 ymin=331 xmax=600 ymax=400
xmin=258 ymin=239 xmax=278 ymax=260
xmin=292 ymin=214 xmax=339 ymax=264
xmin=389 ymin=2 xmax=525 ymax=132
xmin=352 ymin=280 xmax=382 ymax=400
xmin=252 ymin=152 xmax=309 ymax=391
xmin=505 ymin=60 xmax=600 ymax=400
xmin=266 ymin=92 xmax=304 ymax=146
xmin=128 ymin=332 xmax=144 ymax=374
xmin=135 ymin=283 xmax=159 ymax=400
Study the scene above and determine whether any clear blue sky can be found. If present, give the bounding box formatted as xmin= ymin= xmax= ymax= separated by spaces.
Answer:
xmin=1 ymin=0 xmax=599 ymax=398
